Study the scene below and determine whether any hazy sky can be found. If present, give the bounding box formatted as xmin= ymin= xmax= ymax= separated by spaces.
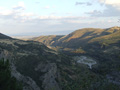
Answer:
xmin=0 ymin=0 xmax=120 ymax=36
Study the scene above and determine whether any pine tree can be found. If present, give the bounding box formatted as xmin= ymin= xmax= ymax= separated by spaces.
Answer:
xmin=0 ymin=58 xmax=23 ymax=90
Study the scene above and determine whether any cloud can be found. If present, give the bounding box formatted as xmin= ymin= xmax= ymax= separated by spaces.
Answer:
xmin=85 ymin=10 xmax=102 ymax=16
xmin=0 ymin=0 xmax=119 ymax=36
xmin=0 ymin=2 xmax=35 ymax=22
xmin=0 ymin=10 xmax=12 ymax=15
xmin=37 ymin=16 xmax=87 ymax=21
xmin=13 ymin=1 xmax=25 ymax=10
xmin=20 ymin=13 xmax=34 ymax=17
xmin=0 ymin=9 xmax=118 ymax=36
xmin=2 ymin=18 xmax=117 ymax=36
xmin=99 ymin=0 xmax=120 ymax=10
xmin=0 ymin=6 xmax=88 ymax=24
xmin=0 ymin=8 xmax=29 ymax=22
xmin=86 ymin=2 xmax=92 ymax=6
xmin=13 ymin=6 xmax=25 ymax=10
xmin=99 ymin=0 xmax=120 ymax=6
xmin=92 ymin=5 xmax=120 ymax=17
xmin=85 ymin=0 xmax=120 ymax=17
xmin=75 ymin=2 xmax=92 ymax=6
xmin=65 ymin=20 xmax=81 ymax=23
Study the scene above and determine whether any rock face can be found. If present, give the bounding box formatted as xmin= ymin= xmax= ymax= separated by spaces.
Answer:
xmin=11 ymin=63 xmax=41 ymax=90
xmin=11 ymin=61 xmax=62 ymax=90
xmin=106 ymin=72 xmax=120 ymax=85
xmin=0 ymin=35 xmax=63 ymax=90
xmin=0 ymin=51 xmax=61 ymax=90
xmin=0 ymin=50 xmax=12 ymax=60
xmin=35 ymin=63 xmax=61 ymax=90
xmin=0 ymin=50 xmax=41 ymax=90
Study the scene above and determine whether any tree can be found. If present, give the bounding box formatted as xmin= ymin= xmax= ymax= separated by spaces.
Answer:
xmin=0 ymin=58 xmax=23 ymax=90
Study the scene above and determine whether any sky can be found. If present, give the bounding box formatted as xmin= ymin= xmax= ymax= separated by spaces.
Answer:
xmin=0 ymin=0 xmax=120 ymax=36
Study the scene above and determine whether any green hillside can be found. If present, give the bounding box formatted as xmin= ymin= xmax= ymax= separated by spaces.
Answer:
xmin=32 ymin=35 xmax=64 ymax=46
xmin=0 ymin=27 xmax=120 ymax=90
xmin=55 ymin=26 xmax=120 ymax=48
xmin=32 ymin=26 xmax=120 ymax=49
xmin=31 ymin=27 xmax=120 ymax=90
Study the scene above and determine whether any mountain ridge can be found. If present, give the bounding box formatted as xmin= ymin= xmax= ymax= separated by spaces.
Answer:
xmin=0 ymin=33 xmax=12 ymax=39
xmin=32 ymin=26 xmax=120 ymax=48
xmin=0 ymin=26 xmax=120 ymax=90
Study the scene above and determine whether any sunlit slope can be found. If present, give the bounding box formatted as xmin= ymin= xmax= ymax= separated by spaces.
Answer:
xmin=53 ymin=26 xmax=120 ymax=48
xmin=32 ymin=26 xmax=120 ymax=48
xmin=32 ymin=35 xmax=64 ymax=46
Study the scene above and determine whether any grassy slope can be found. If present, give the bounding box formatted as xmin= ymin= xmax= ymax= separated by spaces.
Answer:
xmin=33 ymin=27 xmax=120 ymax=49
xmin=1 ymin=27 xmax=120 ymax=90
xmin=89 ymin=28 xmax=120 ymax=45
xmin=55 ymin=27 xmax=120 ymax=48
xmin=32 ymin=35 xmax=64 ymax=46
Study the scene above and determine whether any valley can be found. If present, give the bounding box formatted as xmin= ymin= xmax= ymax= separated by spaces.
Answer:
xmin=0 ymin=0 xmax=120 ymax=89
xmin=0 ymin=26 xmax=120 ymax=90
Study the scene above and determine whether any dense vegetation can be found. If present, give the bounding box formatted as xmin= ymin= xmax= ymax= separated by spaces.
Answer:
xmin=0 ymin=59 xmax=22 ymax=90
xmin=0 ymin=27 xmax=120 ymax=90
xmin=31 ymin=26 xmax=120 ymax=90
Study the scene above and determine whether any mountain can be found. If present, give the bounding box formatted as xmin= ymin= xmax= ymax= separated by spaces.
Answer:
xmin=0 ymin=36 xmax=65 ymax=90
xmin=53 ymin=26 xmax=120 ymax=60
xmin=31 ymin=26 xmax=120 ymax=89
xmin=0 ymin=27 xmax=120 ymax=90
xmin=0 ymin=33 xmax=12 ymax=39
xmin=32 ymin=26 xmax=120 ymax=56
xmin=32 ymin=27 xmax=120 ymax=49
xmin=32 ymin=35 xmax=64 ymax=46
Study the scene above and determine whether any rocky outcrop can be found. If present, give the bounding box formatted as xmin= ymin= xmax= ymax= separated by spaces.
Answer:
xmin=0 ymin=42 xmax=62 ymax=90
xmin=106 ymin=72 xmax=120 ymax=85
xmin=11 ymin=63 xmax=41 ymax=90
xmin=0 ymin=50 xmax=12 ymax=60
xmin=35 ymin=63 xmax=61 ymax=90
xmin=0 ymin=50 xmax=40 ymax=90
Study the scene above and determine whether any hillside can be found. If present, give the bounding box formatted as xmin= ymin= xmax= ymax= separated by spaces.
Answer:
xmin=0 ymin=33 xmax=12 ymax=39
xmin=32 ymin=26 xmax=120 ymax=48
xmin=54 ymin=26 xmax=120 ymax=61
xmin=0 ymin=36 xmax=65 ymax=90
xmin=55 ymin=26 xmax=120 ymax=48
xmin=0 ymin=30 xmax=120 ymax=90
xmin=32 ymin=35 xmax=64 ymax=46
xmin=31 ymin=26 xmax=120 ymax=90
xmin=32 ymin=26 xmax=120 ymax=58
